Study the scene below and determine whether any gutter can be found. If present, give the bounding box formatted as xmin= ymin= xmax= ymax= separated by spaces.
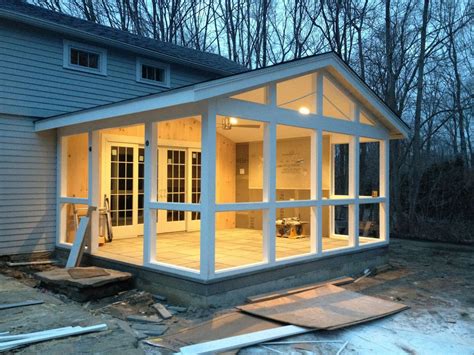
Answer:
xmin=0 ymin=8 xmax=237 ymax=77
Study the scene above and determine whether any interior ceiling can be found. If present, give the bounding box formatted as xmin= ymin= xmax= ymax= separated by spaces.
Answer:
xmin=216 ymin=116 xmax=312 ymax=143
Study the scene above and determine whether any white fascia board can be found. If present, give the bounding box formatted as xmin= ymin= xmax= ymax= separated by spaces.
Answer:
xmin=35 ymin=89 xmax=195 ymax=131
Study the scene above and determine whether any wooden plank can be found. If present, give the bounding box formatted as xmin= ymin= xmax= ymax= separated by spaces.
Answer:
xmin=0 ymin=324 xmax=107 ymax=351
xmin=152 ymin=303 xmax=173 ymax=319
xmin=238 ymin=284 xmax=408 ymax=330
xmin=246 ymin=276 xmax=354 ymax=303
xmin=65 ymin=215 xmax=90 ymax=268
xmin=0 ymin=300 xmax=44 ymax=310
xmin=179 ymin=325 xmax=310 ymax=355
xmin=146 ymin=311 xmax=284 ymax=352
xmin=6 ymin=260 xmax=57 ymax=267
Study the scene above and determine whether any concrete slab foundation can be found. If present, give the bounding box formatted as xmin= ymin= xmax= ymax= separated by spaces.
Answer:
xmin=54 ymin=246 xmax=388 ymax=307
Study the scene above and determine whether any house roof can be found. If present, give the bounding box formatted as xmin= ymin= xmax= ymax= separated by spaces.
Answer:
xmin=0 ymin=0 xmax=246 ymax=75
xmin=35 ymin=52 xmax=410 ymax=139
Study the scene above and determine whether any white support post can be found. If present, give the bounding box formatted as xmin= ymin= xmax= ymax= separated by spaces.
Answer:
xmin=263 ymin=121 xmax=276 ymax=263
xmin=88 ymin=131 xmax=100 ymax=254
xmin=316 ymin=72 xmax=323 ymax=116
xmin=312 ymin=130 xmax=323 ymax=254
xmin=56 ymin=135 xmax=67 ymax=246
xmin=144 ymin=121 xmax=158 ymax=265
xmin=380 ymin=139 xmax=390 ymax=242
xmin=266 ymin=82 xmax=276 ymax=106
xmin=349 ymin=135 xmax=360 ymax=248
xmin=200 ymin=102 xmax=217 ymax=279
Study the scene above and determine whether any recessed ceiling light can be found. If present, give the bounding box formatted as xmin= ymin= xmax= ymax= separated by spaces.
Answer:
xmin=298 ymin=107 xmax=310 ymax=115
xmin=229 ymin=117 xmax=238 ymax=125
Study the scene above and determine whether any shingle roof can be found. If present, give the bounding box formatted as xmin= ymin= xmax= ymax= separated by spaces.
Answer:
xmin=0 ymin=0 xmax=246 ymax=75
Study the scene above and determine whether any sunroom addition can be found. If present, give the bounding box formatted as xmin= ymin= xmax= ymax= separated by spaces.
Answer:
xmin=46 ymin=54 xmax=408 ymax=281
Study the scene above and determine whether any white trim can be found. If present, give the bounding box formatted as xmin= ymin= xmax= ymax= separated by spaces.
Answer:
xmin=136 ymin=57 xmax=171 ymax=88
xmin=144 ymin=121 xmax=157 ymax=265
xmin=63 ymin=40 xmax=107 ymax=76
xmin=199 ymin=102 xmax=217 ymax=280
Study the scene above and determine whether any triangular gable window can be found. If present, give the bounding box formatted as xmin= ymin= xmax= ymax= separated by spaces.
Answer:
xmin=277 ymin=73 xmax=317 ymax=114
xmin=323 ymin=76 xmax=355 ymax=121
xmin=360 ymin=110 xmax=375 ymax=126
xmin=230 ymin=87 xmax=267 ymax=104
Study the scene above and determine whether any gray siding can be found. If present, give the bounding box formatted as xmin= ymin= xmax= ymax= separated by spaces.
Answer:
xmin=0 ymin=19 xmax=217 ymax=118
xmin=0 ymin=20 xmax=220 ymax=255
xmin=0 ymin=115 xmax=56 ymax=256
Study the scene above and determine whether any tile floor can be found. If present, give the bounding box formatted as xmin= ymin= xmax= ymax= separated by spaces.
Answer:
xmin=95 ymin=228 xmax=378 ymax=270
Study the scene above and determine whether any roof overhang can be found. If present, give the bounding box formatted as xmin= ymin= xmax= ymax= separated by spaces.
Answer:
xmin=35 ymin=53 xmax=410 ymax=139
xmin=0 ymin=8 xmax=237 ymax=76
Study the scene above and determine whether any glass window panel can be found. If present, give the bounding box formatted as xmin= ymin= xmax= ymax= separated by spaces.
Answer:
xmin=360 ymin=139 xmax=380 ymax=197
xmin=215 ymin=210 xmax=264 ymax=271
xmin=277 ymin=73 xmax=316 ymax=114
xmin=276 ymin=125 xmax=313 ymax=201
xmin=276 ymin=207 xmax=313 ymax=260
xmin=359 ymin=203 xmax=380 ymax=243
xmin=216 ymin=116 xmax=264 ymax=203
xmin=322 ymin=204 xmax=350 ymax=251
xmin=230 ymin=87 xmax=267 ymax=104
xmin=323 ymin=76 xmax=355 ymax=120
xmin=334 ymin=144 xmax=349 ymax=196
xmin=360 ymin=111 xmax=375 ymax=126
xmin=63 ymin=133 xmax=88 ymax=198
xmin=155 ymin=209 xmax=200 ymax=271
xmin=61 ymin=203 xmax=88 ymax=244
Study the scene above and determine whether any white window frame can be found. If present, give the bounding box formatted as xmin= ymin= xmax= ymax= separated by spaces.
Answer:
xmin=63 ymin=40 xmax=107 ymax=76
xmin=136 ymin=58 xmax=171 ymax=88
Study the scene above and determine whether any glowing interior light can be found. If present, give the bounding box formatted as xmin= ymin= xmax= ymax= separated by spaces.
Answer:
xmin=298 ymin=106 xmax=310 ymax=115
xmin=229 ymin=117 xmax=239 ymax=125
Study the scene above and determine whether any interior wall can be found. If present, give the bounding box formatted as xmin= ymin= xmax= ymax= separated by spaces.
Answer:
xmin=216 ymin=133 xmax=236 ymax=229
xmin=66 ymin=133 xmax=88 ymax=198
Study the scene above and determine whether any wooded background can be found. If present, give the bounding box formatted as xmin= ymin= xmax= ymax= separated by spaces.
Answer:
xmin=33 ymin=0 xmax=473 ymax=243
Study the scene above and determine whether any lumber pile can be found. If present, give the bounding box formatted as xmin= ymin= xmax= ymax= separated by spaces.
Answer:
xmin=0 ymin=324 xmax=107 ymax=351
xmin=146 ymin=277 xmax=408 ymax=354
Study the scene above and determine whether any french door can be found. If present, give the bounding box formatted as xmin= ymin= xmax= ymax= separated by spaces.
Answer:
xmin=105 ymin=142 xmax=200 ymax=238
xmin=105 ymin=143 xmax=144 ymax=238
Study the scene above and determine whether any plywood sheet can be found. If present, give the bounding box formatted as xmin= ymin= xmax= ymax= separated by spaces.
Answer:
xmin=67 ymin=267 xmax=110 ymax=279
xmin=246 ymin=276 xmax=354 ymax=303
xmin=238 ymin=284 xmax=408 ymax=329
xmin=147 ymin=311 xmax=282 ymax=352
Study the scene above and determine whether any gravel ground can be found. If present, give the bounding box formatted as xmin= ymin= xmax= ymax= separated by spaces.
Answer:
xmin=0 ymin=238 xmax=473 ymax=354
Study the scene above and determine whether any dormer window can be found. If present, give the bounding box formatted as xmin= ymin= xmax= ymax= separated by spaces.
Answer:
xmin=136 ymin=58 xmax=170 ymax=87
xmin=63 ymin=40 xmax=107 ymax=75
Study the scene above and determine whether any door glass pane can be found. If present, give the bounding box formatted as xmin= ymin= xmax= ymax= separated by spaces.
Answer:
xmin=138 ymin=148 xmax=144 ymax=224
xmin=191 ymin=151 xmax=201 ymax=220
xmin=166 ymin=149 xmax=186 ymax=221
xmin=110 ymin=145 xmax=134 ymax=227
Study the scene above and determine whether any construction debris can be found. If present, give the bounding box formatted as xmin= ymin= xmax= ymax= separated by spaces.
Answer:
xmin=67 ymin=267 xmax=110 ymax=279
xmin=0 ymin=324 xmax=107 ymax=351
xmin=152 ymin=303 xmax=173 ymax=319
xmin=35 ymin=267 xmax=132 ymax=302
xmin=130 ymin=323 xmax=168 ymax=336
xmin=146 ymin=312 xmax=282 ymax=352
xmin=238 ymin=284 xmax=408 ymax=329
xmin=0 ymin=300 xmax=44 ymax=310
xmin=126 ymin=314 xmax=162 ymax=324
xmin=178 ymin=325 xmax=310 ymax=354
xmin=6 ymin=260 xmax=58 ymax=267
xmin=246 ymin=276 xmax=354 ymax=303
